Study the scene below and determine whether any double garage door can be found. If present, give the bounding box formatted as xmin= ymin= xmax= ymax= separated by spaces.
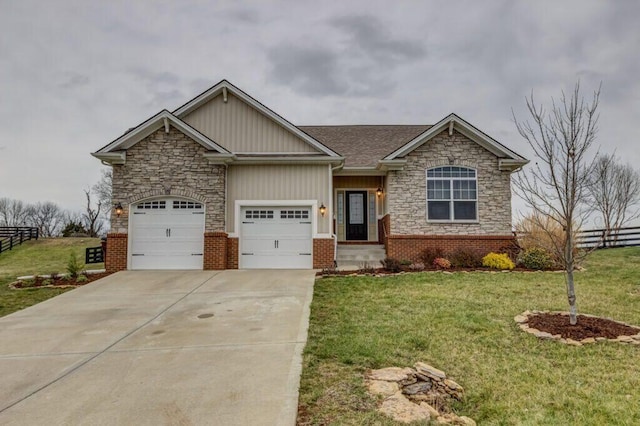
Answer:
xmin=129 ymin=199 xmax=312 ymax=270
xmin=240 ymin=206 xmax=312 ymax=269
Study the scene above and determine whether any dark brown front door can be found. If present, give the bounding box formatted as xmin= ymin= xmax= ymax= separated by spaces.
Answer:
xmin=346 ymin=191 xmax=367 ymax=240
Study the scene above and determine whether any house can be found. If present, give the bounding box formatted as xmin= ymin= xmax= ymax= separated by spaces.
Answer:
xmin=92 ymin=80 xmax=528 ymax=271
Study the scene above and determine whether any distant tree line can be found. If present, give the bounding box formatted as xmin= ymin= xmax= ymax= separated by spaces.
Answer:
xmin=0 ymin=169 xmax=112 ymax=238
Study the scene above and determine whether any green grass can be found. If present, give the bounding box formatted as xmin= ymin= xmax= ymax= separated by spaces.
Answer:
xmin=0 ymin=237 xmax=104 ymax=317
xmin=298 ymin=248 xmax=640 ymax=425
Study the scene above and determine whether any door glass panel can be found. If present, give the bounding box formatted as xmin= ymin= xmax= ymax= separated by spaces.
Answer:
xmin=349 ymin=193 xmax=364 ymax=224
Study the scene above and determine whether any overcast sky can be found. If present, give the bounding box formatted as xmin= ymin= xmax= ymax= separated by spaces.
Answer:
xmin=1 ymin=0 xmax=639 ymax=222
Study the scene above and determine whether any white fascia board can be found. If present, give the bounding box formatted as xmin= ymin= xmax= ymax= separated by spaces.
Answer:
xmin=377 ymin=159 xmax=407 ymax=171
xmin=203 ymin=152 xmax=237 ymax=164
xmin=232 ymin=156 xmax=344 ymax=165
xmin=384 ymin=113 xmax=528 ymax=163
xmin=334 ymin=167 xmax=387 ymax=176
xmin=173 ymin=80 xmax=342 ymax=158
xmin=91 ymin=151 xmax=126 ymax=165
xmin=499 ymin=158 xmax=529 ymax=171
xmin=96 ymin=110 xmax=231 ymax=155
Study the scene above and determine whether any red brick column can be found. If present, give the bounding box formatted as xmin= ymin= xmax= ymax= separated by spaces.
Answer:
xmin=313 ymin=238 xmax=335 ymax=269
xmin=204 ymin=232 xmax=228 ymax=270
xmin=105 ymin=233 xmax=128 ymax=273
xmin=386 ymin=234 xmax=516 ymax=262
xmin=226 ymin=237 xmax=239 ymax=269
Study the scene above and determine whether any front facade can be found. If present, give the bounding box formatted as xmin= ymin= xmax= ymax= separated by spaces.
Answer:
xmin=93 ymin=80 xmax=527 ymax=272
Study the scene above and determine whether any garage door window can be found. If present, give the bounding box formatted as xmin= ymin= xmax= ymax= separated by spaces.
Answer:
xmin=136 ymin=200 xmax=166 ymax=210
xmin=173 ymin=200 xmax=202 ymax=209
xmin=280 ymin=210 xmax=309 ymax=219
xmin=245 ymin=210 xmax=274 ymax=219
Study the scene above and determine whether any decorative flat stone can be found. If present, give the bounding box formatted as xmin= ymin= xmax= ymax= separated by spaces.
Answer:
xmin=379 ymin=392 xmax=431 ymax=424
xmin=415 ymin=362 xmax=446 ymax=380
xmin=367 ymin=380 xmax=399 ymax=397
xmin=402 ymin=381 xmax=432 ymax=395
xmin=368 ymin=367 xmax=414 ymax=383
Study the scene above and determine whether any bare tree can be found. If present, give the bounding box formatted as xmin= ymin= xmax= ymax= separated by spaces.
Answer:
xmin=82 ymin=189 xmax=104 ymax=237
xmin=0 ymin=198 xmax=31 ymax=227
xmin=30 ymin=202 xmax=65 ymax=237
xmin=513 ymin=82 xmax=600 ymax=325
xmin=588 ymin=154 xmax=640 ymax=244
xmin=92 ymin=168 xmax=112 ymax=220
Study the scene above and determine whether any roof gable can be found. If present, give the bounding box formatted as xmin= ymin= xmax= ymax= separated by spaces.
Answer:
xmin=174 ymin=80 xmax=340 ymax=157
xmin=382 ymin=114 xmax=528 ymax=171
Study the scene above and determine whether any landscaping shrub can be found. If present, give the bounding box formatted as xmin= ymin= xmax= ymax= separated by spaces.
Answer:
xmin=432 ymin=257 xmax=451 ymax=269
xmin=380 ymin=257 xmax=402 ymax=273
xmin=419 ymin=247 xmax=445 ymax=268
xmin=76 ymin=274 xmax=88 ymax=283
xmin=482 ymin=252 xmax=515 ymax=270
xmin=448 ymin=248 xmax=483 ymax=268
xmin=66 ymin=251 xmax=84 ymax=278
xmin=518 ymin=247 xmax=554 ymax=270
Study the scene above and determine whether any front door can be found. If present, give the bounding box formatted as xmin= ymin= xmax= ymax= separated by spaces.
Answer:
xmin=346 ymin=191 xmax=367 ymax=240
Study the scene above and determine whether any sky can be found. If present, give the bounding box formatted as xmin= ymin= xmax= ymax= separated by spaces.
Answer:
xmin=1 ymin=0 xmax=639 ymax=223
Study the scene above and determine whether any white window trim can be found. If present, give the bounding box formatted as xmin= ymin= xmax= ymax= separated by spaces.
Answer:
xmin=425 ymin=167 xmax=479 ymax=223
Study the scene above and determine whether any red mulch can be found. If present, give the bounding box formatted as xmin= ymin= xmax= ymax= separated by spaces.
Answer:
xmin=527 ymin=313 xmax=640 ymax=340
xmin=11 ymin=272 xmax=112 ymax=289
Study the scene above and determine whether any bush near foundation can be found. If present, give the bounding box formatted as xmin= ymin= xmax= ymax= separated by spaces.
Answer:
xmin=518 ymin=247 xmax=555 ymax=270
xmin=448 ymin=248 xmax=484 ymax=268
xmin=482 ymin=252 xmax=515 ymax=270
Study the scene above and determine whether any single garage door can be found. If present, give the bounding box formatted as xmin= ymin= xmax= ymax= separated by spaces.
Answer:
xmin=240 ymin=207 xmax=312 ymax=269
xmin=129 ymin=198 xmax=205 ymax=270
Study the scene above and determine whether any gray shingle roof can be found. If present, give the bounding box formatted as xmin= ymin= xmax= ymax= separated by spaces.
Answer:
xmin=298 ymin=125 xmax=431 ymax=167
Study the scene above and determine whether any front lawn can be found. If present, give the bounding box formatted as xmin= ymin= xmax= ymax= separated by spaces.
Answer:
xmin=0 ymin=237 xmax=104 ymax=317
xmin=298 ymin=248 xmax=640 ymax=425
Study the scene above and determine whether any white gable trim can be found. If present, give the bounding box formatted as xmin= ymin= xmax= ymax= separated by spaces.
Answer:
xmin=384 ymin=113 xmax=528 ymax=166
xmin=173 ymin=80 xmax=341 ymax=158
xmin=94 ymin=110 xmax=231 ymax=155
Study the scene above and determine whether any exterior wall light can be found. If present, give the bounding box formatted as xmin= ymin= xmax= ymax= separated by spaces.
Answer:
xmin=376 ymin=187 xmax=383 ymax=197
xmin=114 ymin=202 xmax=124 ymax=217
xmin=319 ymin=203 xmax=326 ymax=216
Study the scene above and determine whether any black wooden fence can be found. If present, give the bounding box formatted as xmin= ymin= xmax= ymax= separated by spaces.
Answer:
xmin=0 ymin=227 xmax=39 ymax=254
xmin=576 ymin=226 xmax=640 ymax=249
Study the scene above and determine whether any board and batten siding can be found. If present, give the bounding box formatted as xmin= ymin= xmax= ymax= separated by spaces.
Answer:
xmin=182 ymin=93 xmax=318 ymax=153
xmin=227 ymin=165 xmax=331 ymax=234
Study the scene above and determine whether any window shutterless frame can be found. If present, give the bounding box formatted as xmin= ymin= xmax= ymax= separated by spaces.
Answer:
xmin=426 ymin=166 xmax=478 ymax=222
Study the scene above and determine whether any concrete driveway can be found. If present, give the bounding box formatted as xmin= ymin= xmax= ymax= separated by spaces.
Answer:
xmin=0 ymin=270 xmax=315 ymax=425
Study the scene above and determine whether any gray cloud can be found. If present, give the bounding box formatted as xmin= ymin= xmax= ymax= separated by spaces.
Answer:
xmin=268 ymin=46 xmax=347 ymax=96
xmin=58 ymin=72 xmax=90 ymax=89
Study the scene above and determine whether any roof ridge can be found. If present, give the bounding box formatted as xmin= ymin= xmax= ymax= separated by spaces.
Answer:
xmin=298 ymin=124 xmax=431 ymax=128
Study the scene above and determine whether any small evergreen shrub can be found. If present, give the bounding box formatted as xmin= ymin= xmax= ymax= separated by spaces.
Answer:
xmin=381 ymin=257 xmax=402 ymax=273
xmin=420 ymin=247 xmax=445 ymax=268
xmin=448 ymin=248 xmax=483 ymax=268
xmin=482 ymin=252 xmax=515 ymax=270
xmin=75 ymin=274 xmax=88 ymax=283
xmin=518 ymin=247 xmax=554 ymax=270
xmin=66 ymin=251 xmax=84 ymax=278
xmin=433 ymin=257 xmax=452 ymax=269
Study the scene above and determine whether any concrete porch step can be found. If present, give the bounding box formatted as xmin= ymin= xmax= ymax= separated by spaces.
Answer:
xmin=336 ymin=245 xmax=386 ymax=270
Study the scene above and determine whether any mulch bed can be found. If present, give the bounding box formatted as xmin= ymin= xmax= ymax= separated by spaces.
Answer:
xmin=317 ymin=266 xmax=561 ymax=277
xmin=527 ymin=313 xmax=640 ymax=340
xmin=10 ymin=272 xmax=112 ymax=289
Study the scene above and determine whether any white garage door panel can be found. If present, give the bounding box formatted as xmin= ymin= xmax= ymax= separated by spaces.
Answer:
xmin=130 ymin=199 xmax=205 ymax=270
xmin=240 ymin=207 xmax=313 ymax=269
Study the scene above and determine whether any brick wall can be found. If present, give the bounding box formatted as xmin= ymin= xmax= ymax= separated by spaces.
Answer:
xmin=227 ymin=237 xmax=239 ymax=269
xmin=204 ymin=232 xmax=227 ymax=270
xmin=105 ymin=233 xmax=128 ymax=273
xmin=387 ymin=234 xmax=516 ymax=262
xmin=313 ymin=238 xmax=335 ymax=269
xmin=387 ymin=129 xmax=513 ymax=236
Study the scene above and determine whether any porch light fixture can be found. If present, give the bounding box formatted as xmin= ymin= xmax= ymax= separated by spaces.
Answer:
xmin=376 ymin=187 xmax=383 ymax=197
xmin=319 ymin=203 xmax=326 ymax=216
xmin=114 ymin=202 xmax=124 ymax=217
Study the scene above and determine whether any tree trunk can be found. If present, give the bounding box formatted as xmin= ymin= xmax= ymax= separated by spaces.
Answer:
xmin=566 ymin=267 xmax=577 ymax=325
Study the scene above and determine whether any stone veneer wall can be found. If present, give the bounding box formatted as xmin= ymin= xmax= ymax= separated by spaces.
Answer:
xmin=313 ymin=238 xmax=335 ymax=269
xmin=107 ymin=127 xmax=227 ymax=271
xmin=387 ymin=129 xmax=513 ymax=236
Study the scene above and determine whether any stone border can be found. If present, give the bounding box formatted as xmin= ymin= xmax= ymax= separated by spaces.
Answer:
xmin=8 ymin=270 xmax=108 ymax=291
xmin=515 ymin=310 xmax=640 ymax=346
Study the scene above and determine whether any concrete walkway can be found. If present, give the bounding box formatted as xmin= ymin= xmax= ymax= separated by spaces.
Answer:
xmin=0 ymin=270 xmax=315 ymax=425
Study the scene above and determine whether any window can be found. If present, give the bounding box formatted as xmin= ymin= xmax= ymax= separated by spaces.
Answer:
xmin=173 ymin=201 xmax=202 ymax=210
xmin=426 ymin=166 xmax=477 ymax=221
xmin=245 ymin=210 xmax=274 ymax=219
xmin=280 ymin=210 xmax=309 ymax=219
xmin=136 ymin=201 xmax=166 ymax=210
